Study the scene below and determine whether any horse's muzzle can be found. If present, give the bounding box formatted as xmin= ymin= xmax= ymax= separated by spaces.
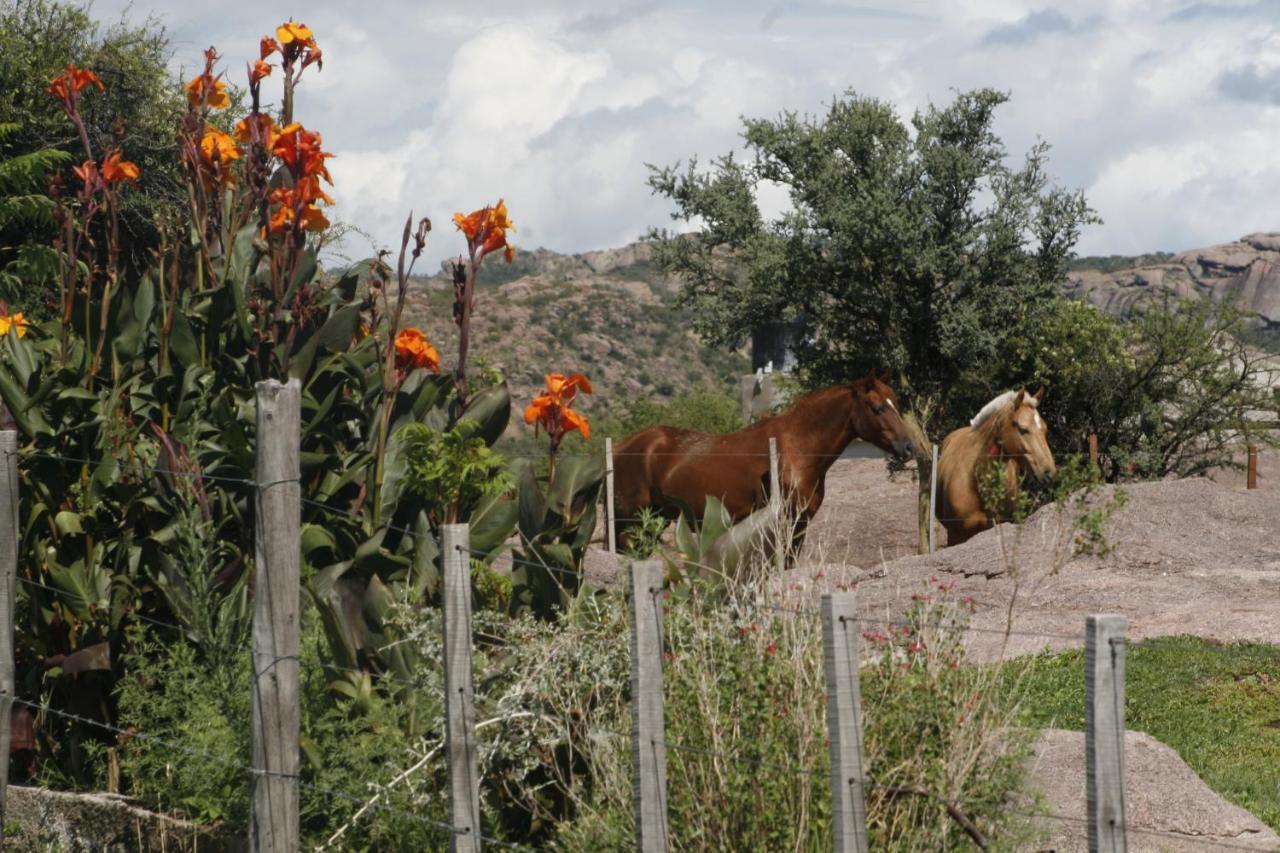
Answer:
xmin=894 ymin=439 xmax=917 ymax=461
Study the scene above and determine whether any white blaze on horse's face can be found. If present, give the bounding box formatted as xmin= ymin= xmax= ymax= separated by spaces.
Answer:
xmin=858 ymin=378 xmax=915 ymax=461
xmin=1005 ymin=390 xmax=1054 ymax=483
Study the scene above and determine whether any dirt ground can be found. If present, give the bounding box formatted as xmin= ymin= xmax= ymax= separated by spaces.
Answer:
xmin=796 ymin=453 xmax=1280 ymax=662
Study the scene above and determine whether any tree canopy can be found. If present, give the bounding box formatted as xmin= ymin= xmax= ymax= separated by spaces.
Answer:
xmin=648 ymin=88 xmax=1097 ymax=432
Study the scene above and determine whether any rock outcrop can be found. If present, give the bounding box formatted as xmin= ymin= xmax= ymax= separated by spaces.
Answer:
xmin=1066 ymin=232 xmax=1280 ymax=327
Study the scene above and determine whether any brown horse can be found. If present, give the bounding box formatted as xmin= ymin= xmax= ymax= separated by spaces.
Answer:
xmin=613 ymin=374 xmax=918 ymax=546
xmin=935 ymin=388 xmax=1056 ymax=547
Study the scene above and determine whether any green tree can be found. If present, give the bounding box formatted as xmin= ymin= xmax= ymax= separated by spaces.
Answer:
xmin=0 ymin=122 xmax=69 ymax=308
xmin=0 ymin=0 xmax=184 ymax=311
xmin=1021 ymin=296 xmax=1279 ymax=480
xmin=647 ymin=88 xmax=1097 ymax=435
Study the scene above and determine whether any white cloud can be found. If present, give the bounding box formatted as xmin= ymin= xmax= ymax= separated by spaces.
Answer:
xmin=88 ymin=0 xmax=1280 ymax=263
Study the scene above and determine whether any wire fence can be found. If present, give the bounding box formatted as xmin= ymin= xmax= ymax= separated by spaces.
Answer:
xmin=2 ymin=432 xmax=1276 ymax=851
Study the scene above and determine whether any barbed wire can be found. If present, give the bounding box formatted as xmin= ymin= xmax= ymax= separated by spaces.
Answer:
xmin=12 ymin=697 xmax=476 ymax=841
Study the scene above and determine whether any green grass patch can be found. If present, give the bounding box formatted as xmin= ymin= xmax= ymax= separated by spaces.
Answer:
xmin=1010 ymin=635 xmax=1280 ymax=830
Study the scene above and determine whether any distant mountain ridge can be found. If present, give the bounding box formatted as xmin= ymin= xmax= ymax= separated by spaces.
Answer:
xmin=1066 ymin=232 xmax=1280 ymax=329
xmin=397 ymin=232 xmax=1280 ymax=428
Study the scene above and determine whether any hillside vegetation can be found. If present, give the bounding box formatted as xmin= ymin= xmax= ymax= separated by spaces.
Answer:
xmin=400 ymin=241 xmax=748 ymax=429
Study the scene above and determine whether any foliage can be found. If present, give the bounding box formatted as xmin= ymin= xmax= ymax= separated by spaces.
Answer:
xmin=512 ymin=454 xmax=604 ymax=619
xmin=1015 ymin=296 xmax=1279 ymax=479
xmin=399 ymin=419 xmax=511 ymax=527
xmin=554 ymin=576 xmax=1034 ymax=850
xmin=620 ymin=506 xmax=666 ymax=560
xmin=1067 ymin=252 xmax=1175 ymax=272
xmin=0 ymin=121 xmax=70 ymax=311
xmin=0 ymin=18 xmax=521 ymax=788
xmin=0 ymin=0 xmax=186 ymax=292
xmin=1012 ymin=636 xmax=1280 ymax=831
xmin=647 ymin=88 xmax=1097 ymax=437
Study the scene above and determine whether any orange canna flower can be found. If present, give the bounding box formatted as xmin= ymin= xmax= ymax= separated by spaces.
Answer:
xmin=394 ymin=328 xmax=441 ymax=374
xmin=276 ymin=20 xmax=322 ymax=70
xmin=72 ymin=159 xmax=98 ymax=189
xmin=276 ymin=20 xmax=314 ymax=44
xmin=101 ymin=151 xmax=140 ymax=184
xmin=0 ymin=312 xmax=29 ymax=338
xmin=260 ymin=37 xmax=281 ymax=59
xmin=523 ymin=371 xmax=592 ymax=440
xmin=453 ymin=199 xmax=516 ymax=263
xmin=272 ymin=123 xmax=332 ymax=183
xmin=184 ymin=73 xmax=230 ymax=110
xmin=47 ymin=64 xmax=104 ymax=104
xmin=198 ymin=128 xmax=242 ymax=186
xmin=250 ymin=59 xmax=274 ymax=85
xmin=233 ymin=113 xmax=280 ymax=149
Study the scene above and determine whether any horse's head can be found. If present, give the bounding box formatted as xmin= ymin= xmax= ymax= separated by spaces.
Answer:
xmin=850 ymin=372 xmax=916 ymax=461
xmin=991 ymin=388 xmax=1055 ymax=484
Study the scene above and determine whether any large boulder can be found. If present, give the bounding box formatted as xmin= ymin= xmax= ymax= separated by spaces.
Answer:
xmin=1065 ymin=232 xmax=1280 ymax=326
xmin=1026 ymin=729 xmax=1280 ymax=851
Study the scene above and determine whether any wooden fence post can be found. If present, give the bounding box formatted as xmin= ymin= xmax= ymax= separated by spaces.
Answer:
xmin=928 ymin=443 xmax=939 ymax=554
xmin=629 ymin=559 xmax=667 ymax=853
xmin=822 ymin=592 xmax=869 ymax=853
xmin=1085 ymin=614 xmax=1127 ymax=853
xmin=0 ymin=431 xmax=17 ymax=844
xmin=442 ymin=524 xmax=481 ymax=852
xmin=1247 ymin=444 xmax=1258 ymax=490
xmin=769 ymin=437 xmax=786 ymax=573
xmin=605 ymin=437 xmax=618 ymax=553
xmin=251 ymin=379 xmax=301 ymax=853
xmin=1088 ymin=434 xmax=1100 ymax=473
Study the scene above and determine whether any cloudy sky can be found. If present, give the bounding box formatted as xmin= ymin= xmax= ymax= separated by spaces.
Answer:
xmin=94 ymin=0 xmax=1280 ymax=268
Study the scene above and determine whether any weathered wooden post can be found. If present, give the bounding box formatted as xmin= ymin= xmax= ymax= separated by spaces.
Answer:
xmin=769 ymin=436 xmax=786 ymax=573
xmin=0 ymin=431 xmax=17 ymax=843
xmin=822 ymin=591 xmax=869 ymax=852
xmin=605 ymin=437 xmax=618 ymax=553
xmin=928 ymin=443 xmax=939 ymax=554
xmin=629 ymin=559 xmax=667 ymax=852
xmin=1085 ymin=614 xmax=1128 ymax=853
xmin=251 ymin=379 xmax=301 ymax=853
xmin=1088 ymin=433 xmax=1100 ymax=474
xmin=1247 ymin=444 xmax=1258 ymax=490
xmin=442 ymin=524 xmax=481 ymax=852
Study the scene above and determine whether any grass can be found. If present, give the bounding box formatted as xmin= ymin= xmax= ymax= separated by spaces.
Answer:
xmin=1011 ymin=635 xmax=1280 ymax=830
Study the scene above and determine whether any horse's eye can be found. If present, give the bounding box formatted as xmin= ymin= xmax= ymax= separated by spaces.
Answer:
xmin=872 ymin=405 xmax=885 ymax=416
xmin=1017 ymin=425 xmax=1029 ymax=435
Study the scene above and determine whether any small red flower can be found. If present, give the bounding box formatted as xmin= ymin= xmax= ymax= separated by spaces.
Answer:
xmin=765 ymin=642 xmax=777 ymax=655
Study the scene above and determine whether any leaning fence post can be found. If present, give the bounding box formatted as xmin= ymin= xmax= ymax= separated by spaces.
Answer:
xmin=769 ymin=436 xmax=786 ymax=573
xmin=442 ymin=524 xmax=481 ymax=852
xmin=251 ymin=379 xmax=301 ymax=853
xmin=0 ymin=431 xmax=17 ymax=844
xmin=605 ymin=437 xmax=618 ymax=553
xmin=1247 ymin=444 xmax=1258 ymax=490
xmin=1085 ymin=614 xmax=1127 ymax=853
xmin=629 ymin=559 xmax=667 ymax=852
xmin=1088 ymin=433 xmax=1100 ymax=474
xmin=822 ymin=592 xmax=869 ymax=853
xmin=928 ymin=443 xmax=939 ymax=554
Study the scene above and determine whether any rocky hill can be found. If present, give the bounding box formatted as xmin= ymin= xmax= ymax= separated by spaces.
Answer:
xmin=397 ymin=231 xmax=1280 ymax=429
xmin=1066 ymin=232 xmax=1280 ymax=330
xmin=398 ymin=242 xmax=748 ymax=424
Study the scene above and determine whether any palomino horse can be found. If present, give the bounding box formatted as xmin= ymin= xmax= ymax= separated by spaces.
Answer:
xmin=613 ymin=374 xmax=917 ymax=548
xmin=935 ymin=388 xmax=1056 ymax=547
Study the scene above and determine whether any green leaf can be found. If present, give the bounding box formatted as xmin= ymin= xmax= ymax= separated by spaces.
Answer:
xmin=456 ymin=383 xmax=511 ymax=446
xmin=53 ymin=511 xmax=83 ymax=536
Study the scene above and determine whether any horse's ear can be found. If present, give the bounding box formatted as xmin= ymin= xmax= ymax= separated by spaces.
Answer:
xmin=1013 ymin=388 xmax=1026 ymax=408
xmin=876 ymin=368 xmax=891 ymax=384
xmin=1033 ymin=387 xmax=1046 ymax=404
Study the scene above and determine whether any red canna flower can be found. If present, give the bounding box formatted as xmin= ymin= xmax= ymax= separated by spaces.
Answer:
xmin=393 ymin=328 xmax=441 ymax=374
xmin=233 ymin=113 xmax=280 ymax=149
xmin=184 ymin=49 xmax=230 ymax=110
xmin=198 ymin=128 xmax=242 ymax=187
xmin=453 ymin=199 xmax=516 ymax=263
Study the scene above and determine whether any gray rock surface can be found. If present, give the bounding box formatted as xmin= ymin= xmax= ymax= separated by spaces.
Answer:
xmin=1065 ymin=232 xmax=1280 ymax=326
xmin=5 ymin=784 xmax=240 ymax=851
xmin=1027 ymin=729 xmax=1280 ymax=851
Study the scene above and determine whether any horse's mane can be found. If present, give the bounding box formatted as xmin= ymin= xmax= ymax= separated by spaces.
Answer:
xmin=969 ymin=390 xmax=1038 ymax=435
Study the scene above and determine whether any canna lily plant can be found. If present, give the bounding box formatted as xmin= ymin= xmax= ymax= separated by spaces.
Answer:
xmin=0 ymin=20 xmax=524 ymax=779
xmin=512 ymin=372 xmax=604 ymax=619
